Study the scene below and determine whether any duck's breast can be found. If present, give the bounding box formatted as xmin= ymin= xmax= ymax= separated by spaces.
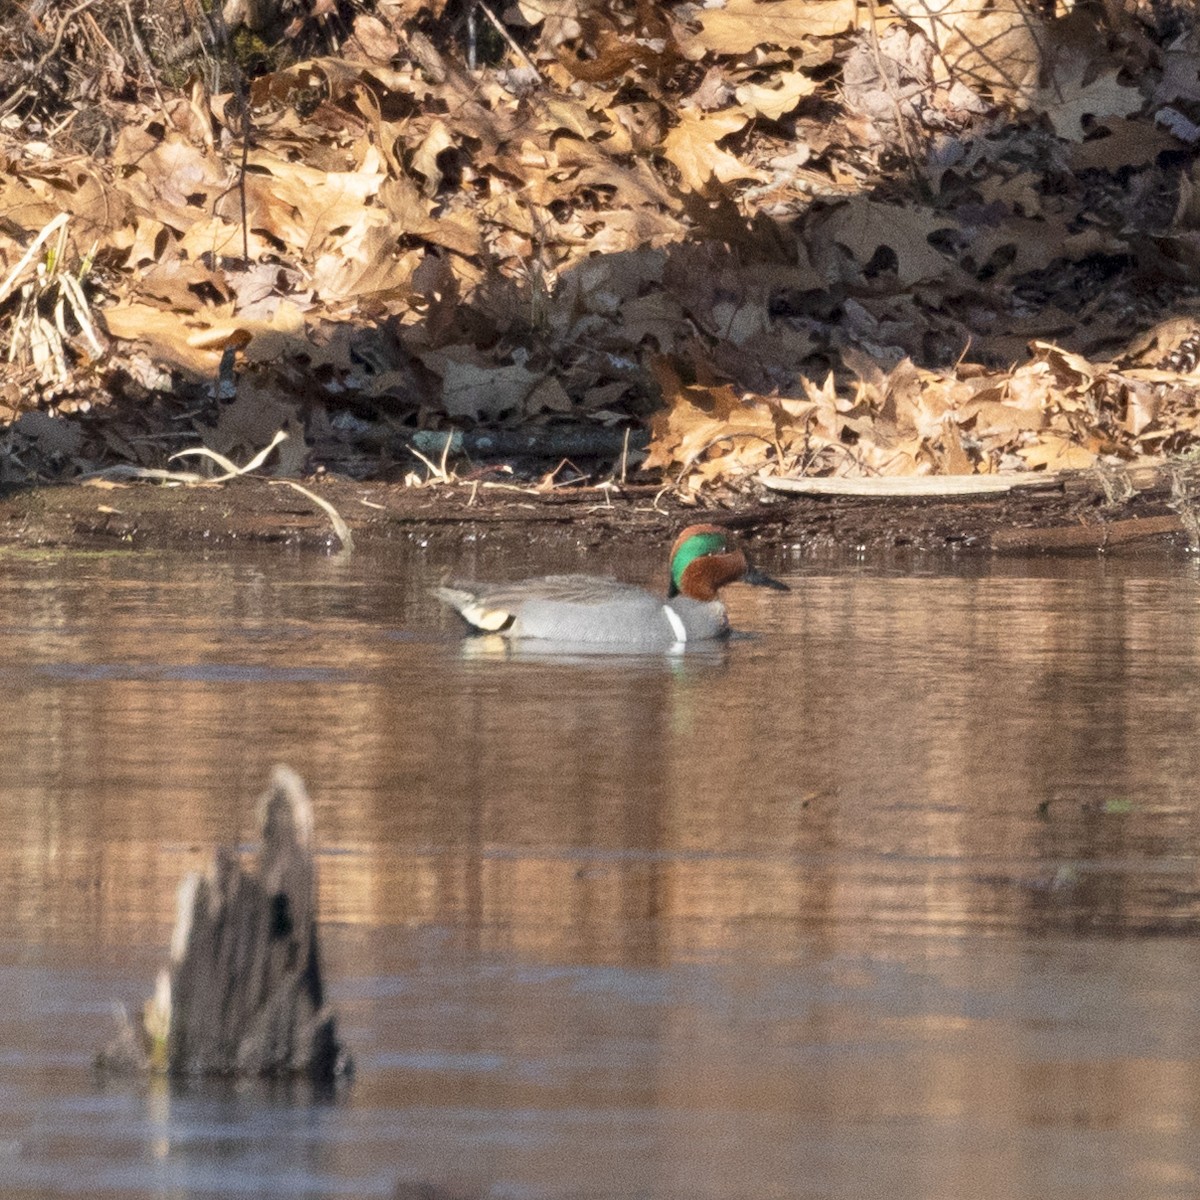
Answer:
xmin=667 ymin=596 xmax=730 ymax=642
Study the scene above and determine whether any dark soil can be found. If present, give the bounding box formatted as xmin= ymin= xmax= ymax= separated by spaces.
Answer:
xmin=3 ymin=468 xmax=1196 ymax=557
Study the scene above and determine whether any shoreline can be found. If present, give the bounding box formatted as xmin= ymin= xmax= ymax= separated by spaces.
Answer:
xmin=3 ymin=465 xmax=1197 ymax=556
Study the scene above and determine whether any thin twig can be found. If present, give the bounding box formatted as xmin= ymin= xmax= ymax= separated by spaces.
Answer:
xmin=0 ymin=213 xmax=70 ymax=305
xmin=270 ymin=481 xmax=355 ymax=553
xmin=169 ymin=429 xmax=288 ymax=481
xmin=407 ymin=444 xmax=453 ymax=481
xmin=0 ymin=0 xmax=101 ymax=118
xmin=474 ymin=1 xmax=542 ymax=79
xmin=863 ymin=0 xmax=925 ymax=198
xmin=120 ymin=0 xmax=169 ymax=117
xmin=78 ymin=464 xmax=205 ymax=485
xmin=204 ymin=0 xmax=250 ymax=265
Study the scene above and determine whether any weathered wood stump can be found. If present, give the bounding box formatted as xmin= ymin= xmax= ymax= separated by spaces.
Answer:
xmin=98 ymin=766 xmax=351 ymax=1083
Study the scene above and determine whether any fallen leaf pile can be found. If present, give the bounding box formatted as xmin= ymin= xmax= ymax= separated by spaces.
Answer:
xmin=3 ymin=0 xmax=1200 ymax=492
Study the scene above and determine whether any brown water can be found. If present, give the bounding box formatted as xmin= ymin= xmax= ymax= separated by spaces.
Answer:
xmin=2 ymin=536 xmax=1200 ymax=1199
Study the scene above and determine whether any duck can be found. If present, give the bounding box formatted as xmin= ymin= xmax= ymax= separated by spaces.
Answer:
xmin=434 ymin=523 xmax=788 ymax=648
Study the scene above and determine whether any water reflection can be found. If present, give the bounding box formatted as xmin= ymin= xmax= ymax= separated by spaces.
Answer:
xmin=0 ymin=545 xmax=1199 ymax=1196
xmin=452 ymin=632 xmax=732 ymax=665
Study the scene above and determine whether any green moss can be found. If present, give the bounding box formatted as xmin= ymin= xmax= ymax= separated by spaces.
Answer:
xmin=230 ymin=27 xmax=277 ymax=76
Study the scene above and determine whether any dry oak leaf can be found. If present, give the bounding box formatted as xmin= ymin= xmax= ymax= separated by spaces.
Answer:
xmin=734 ymin=71 xmax=817 ymax=120
xmin=378 ymin=176 xmax=482 ymax=257
xmin=1022 ymin=343 xmax=1109 ymax=420
xmin=175 ymin=217 xmax=279 ymax=267
xmin=615 ymin=292 xmax=690 ymax=350
xmin=115 ymin=131 xmax=235 ymax=234
xmin=893 ymin=0 xmax=1043 ymax=102
xmin=208 ymin=381 xmax=303 ymax=461
xmin=646 ymin=383 xmax=781 ymax=484
xmin=958 ymin=396 xmax=1047 ymax=437
xmin=130 ymin=261 xmax=232 ymax=313
xmin=115 ymin=217 xmax=172 ymax=269
xmin=682 ymin=0 xmax=857 ymax=56
xmin=1002 ymin=360 xmax=1064 ymax=414
xmin=527 ymin=375 xmax=574 ymax=414
xmin=1 ymin=164 xmax=121 ymax=245
xmin=815 ymin=198 xmax=964 ymax=285
xmin=553 ymin=140 xmax=680 ymax=210
xmin=98 ymin=302 xmax=308 ymax=378
xmin=577 ymin=208 xmax=686 ymax=256
xmin=242 ymin=148 xmax=387 ymax=253
xmin=311 ymin=225 xmax=425 ymax=304
xmin=412 ymin=119 xmax=456 ymax=196
xmin=1155 ymin=38 xmax=1200 ymax=104
xmin=1068 ymin=117 xmax=1182 ymax=171
xmin=661 ymin=109 xmax=765 ymax=193
xmin=517 ymin=0 xmax=583 ymax=47
xmin=1034 ymin=53 xmax=1142 ymax=142
xmin=536 ymin=95 xmax=604 ymax=140
xmin=0 ymin=175 xmax=68 ymax=241
xmin=347 ymin=13 xmax=401 ymax=64
xmin=960 ymin=214 xmax=1075 ymax=280
xmin=1122 ymin=381 xmax=1163 ymax=436
xmin=431 ymin=354 xmax=544 ymax=420
xmin=1018 ymin=434 xmax=1097 ymax=469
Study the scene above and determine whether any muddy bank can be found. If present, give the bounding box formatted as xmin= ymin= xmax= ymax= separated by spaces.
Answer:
xmin=3 ymin=465 xmax=1199 ymax=557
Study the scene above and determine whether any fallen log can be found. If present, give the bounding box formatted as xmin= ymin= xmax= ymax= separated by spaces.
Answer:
xmin=990 ymin=514 xmax=1188 ymax=551
xmin=97 ymin=766 xmax=351 ymax=1083
xmin=760 ymin=463 xmax=1179 ymax=499
xmin=409 ymin=427 xmax=649 ymax=461
xmin=761 ymin=472 xmax=1068 ymax=497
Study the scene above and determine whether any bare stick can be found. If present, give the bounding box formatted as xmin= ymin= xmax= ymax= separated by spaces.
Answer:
xmin=474 ymin=1 xmax=542 ymax=79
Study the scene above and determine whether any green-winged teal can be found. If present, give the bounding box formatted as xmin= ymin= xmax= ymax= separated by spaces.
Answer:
xmin=435 ymin=524 xmax=788 ymax=648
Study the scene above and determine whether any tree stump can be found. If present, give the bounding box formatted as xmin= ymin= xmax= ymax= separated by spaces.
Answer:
xmin=98 ymin=766 xmax=351 ymax=1083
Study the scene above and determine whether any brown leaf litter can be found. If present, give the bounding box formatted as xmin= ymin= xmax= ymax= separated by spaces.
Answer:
xmin=2 ymin=0 xmax=1200 ymax=526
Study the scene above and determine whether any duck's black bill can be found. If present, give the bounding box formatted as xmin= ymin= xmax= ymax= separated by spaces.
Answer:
xmin=743 ymin=565 xmax=790 ymax=592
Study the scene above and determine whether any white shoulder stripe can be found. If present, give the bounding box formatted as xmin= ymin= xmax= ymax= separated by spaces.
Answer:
xmin=662 ymin=604 xmax=687 ymax=643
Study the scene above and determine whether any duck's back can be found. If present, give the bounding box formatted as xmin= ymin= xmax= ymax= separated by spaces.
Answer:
xmin=436 ymin=575 xmax=722 ymax=645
